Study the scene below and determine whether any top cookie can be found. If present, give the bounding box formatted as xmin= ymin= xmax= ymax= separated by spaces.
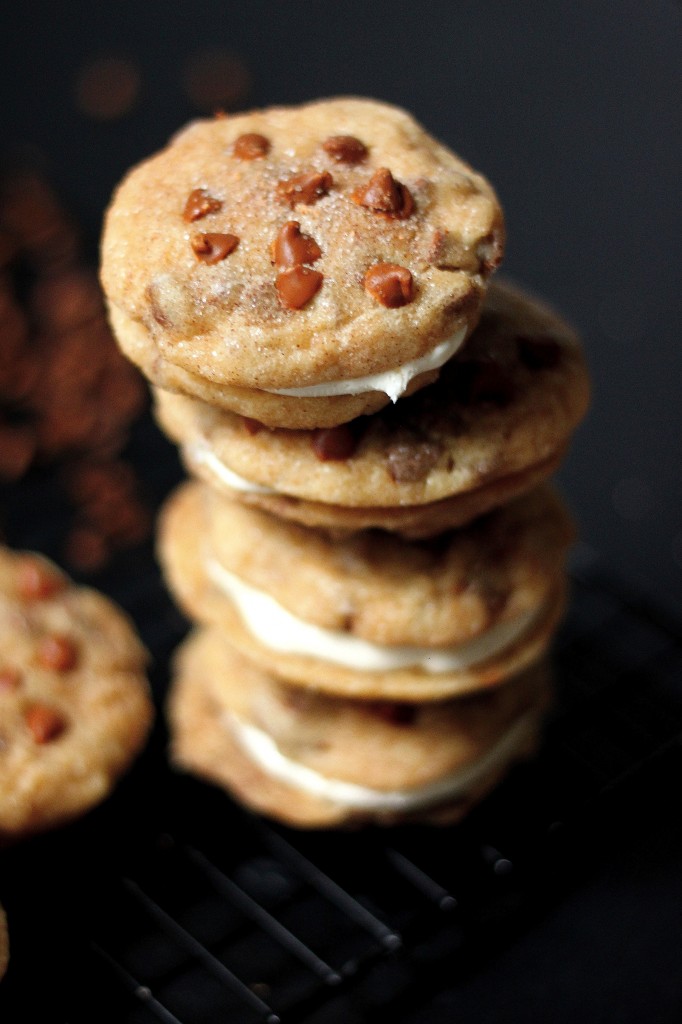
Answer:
xmin=100 ymin=97 xmax=504 ymax=428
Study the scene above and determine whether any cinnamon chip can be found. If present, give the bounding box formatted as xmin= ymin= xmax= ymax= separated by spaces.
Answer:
xmin=275 ymin=266 xmax=323 ymax=310
xmin=25 ymin=703 xmax=67 ymax=743
xmin=183 ymin=188 xmax=222 ymax=222
xmin=311 ymin=425 xmax=358 ymax=461
xmin=191 ymin=232 xmax=239 ymax=263
xmin=276 ymin=171 xmax=332 ymax=207
xmin=351 ymin=168 xmax=413 ymax=218
xmin=16 ymin=558 xmax=64 ymax=601
xmin=271 ymin=221 xmax=321 ymax=269
xmin=0 ymin=667 xmax=21 ymax=691
xmin=233 ymin=133 xmax=270 ymax=159
xmin=363 ymin=263 xmax=414 ymax=307
xmin=322 ymin=135 xmax=368 ymax=164
xmin=386 ymin=435 xmax=442 ymax=483
xmin=37 ymin=635 xmax=78 ymax=672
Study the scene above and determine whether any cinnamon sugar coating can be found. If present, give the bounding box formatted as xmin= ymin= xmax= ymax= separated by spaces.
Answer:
xmin=101 ymin=97 xmax=504 ymax=427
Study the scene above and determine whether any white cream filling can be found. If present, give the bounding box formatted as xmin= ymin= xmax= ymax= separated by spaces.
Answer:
xmin=227 ymin=707 xmax=539 ymax=812
xmin=206 ymin=558 xmax=541 ymax=674
xmin=186 ymin=441 xmax=274 ymax=494
xmin=265 ymin=328 xmax=467 ymax=403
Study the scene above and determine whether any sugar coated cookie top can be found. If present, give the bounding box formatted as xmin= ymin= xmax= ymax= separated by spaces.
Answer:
xmin=101 ymin=97 xmax=503 ymax=395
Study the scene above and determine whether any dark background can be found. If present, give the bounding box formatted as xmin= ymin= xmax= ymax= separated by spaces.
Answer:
xmin=1 ymin=3 xmax=682 ymax=1022
xmin=2 ymin=0 xmax=681 ymax=604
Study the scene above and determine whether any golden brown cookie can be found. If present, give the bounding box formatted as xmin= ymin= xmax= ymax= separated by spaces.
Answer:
xmin=0 ymin=546 xmax=154 ymax=842
xmin=153 ymin=279 xmax=589 ymax=537
xmin=101 ymin=97 xmax=504 ymax=428
xmin=167 ymin=629 xmax=551 ymax=828
xmin=158 ymin=480 xmax=572 ymax=701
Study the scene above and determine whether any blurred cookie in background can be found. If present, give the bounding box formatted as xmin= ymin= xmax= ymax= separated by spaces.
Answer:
xmin=0 ymin=544 xmax=154 ymax=844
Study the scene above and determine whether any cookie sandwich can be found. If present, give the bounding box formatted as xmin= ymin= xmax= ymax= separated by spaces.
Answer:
xmin=158 ymin=481 xmax=573 ymax=701
xmin=154 ymin=279 xmax=590 ymax=537
xmin=101 ymin=97 xmax=504 ymax=429
xmin=0 ymin=546 xmax=153 ymax=842
xmin=168 ymin=628 xmax=551 ymax=828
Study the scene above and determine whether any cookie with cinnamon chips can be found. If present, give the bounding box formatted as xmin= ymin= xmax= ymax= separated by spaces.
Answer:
xmin=0 ymin=546 xmax=153 ymax=842
xmin=101 ymin=96 xmax=504 ymax=428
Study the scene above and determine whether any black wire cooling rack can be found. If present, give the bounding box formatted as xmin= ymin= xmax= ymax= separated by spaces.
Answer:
xmin=1 ymin=423 xmax=682 ymax=1023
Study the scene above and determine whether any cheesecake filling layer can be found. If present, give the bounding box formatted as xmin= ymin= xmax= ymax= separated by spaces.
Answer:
xmin=265 ymin=328 xmax=467 ymax=403
xmin=206 ymin=558 xmax=542 ymax=674
xmin=227 ymin=707 xmax=539 ymax=812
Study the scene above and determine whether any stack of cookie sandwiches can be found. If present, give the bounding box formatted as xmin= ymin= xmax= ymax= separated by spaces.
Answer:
xmin=100 ymin=97 xmax=589 ymax=827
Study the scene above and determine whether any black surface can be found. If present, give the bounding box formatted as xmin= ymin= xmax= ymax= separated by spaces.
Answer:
xmin=1 ymin=4 xmax=682 ymax=1022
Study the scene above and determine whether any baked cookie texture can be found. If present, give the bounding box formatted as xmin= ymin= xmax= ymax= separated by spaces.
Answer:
xmin=157 ymin=480 xmax=572 ymax=700
xmin=100 ymin=97 xmax=504 ymax=427
xmin=0 ymin=546 xmax=153 ymax=842
xmin=99 ymin=93 xmax=588 ymax=828
xmin=153 ymin=279 xmax=589 ymax=536
xmin=168 ymin=629 xmax=551 ymax=828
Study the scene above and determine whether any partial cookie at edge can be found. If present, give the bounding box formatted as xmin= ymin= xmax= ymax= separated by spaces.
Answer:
xmin=0 ymin=546 xmax=154 ymax=842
